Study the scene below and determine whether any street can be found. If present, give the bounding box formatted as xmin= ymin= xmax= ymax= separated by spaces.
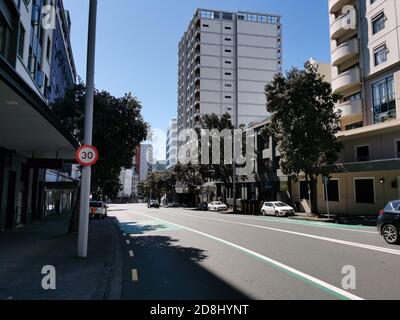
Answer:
xmin=108 ymin=204 xmax=400 ymax=300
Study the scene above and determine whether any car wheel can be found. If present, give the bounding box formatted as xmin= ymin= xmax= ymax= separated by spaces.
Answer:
xmin=382 ymin=224 xmax=400 ymax=245
xmin=262 ymin=210 xmax=266 ymax=216
xmin=275 ymin=211 xmax=280 ymax=217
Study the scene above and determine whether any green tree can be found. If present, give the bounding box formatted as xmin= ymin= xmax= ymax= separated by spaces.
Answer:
xmin=138 ymin=171 xmax=177 ymax=201
xmin=52 ymin=82 xmax=148 ymax=199
xmin=265 ymin=62 xmax=342 ymax=215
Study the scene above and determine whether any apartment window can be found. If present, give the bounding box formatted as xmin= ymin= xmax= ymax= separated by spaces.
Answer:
xmin=224 ymin=83 xmax=232 ymax=88
xmin=225 ymin=49 xmax=232 ymax=53
xmin=225 ymin=72 xmax=232 ymax=76
xmin=46 ymin=37 xmax=51 ymax=61
xmin=356 ymin=145 xmax=370 ymax=162
xmin=372 ymin=75 xmax=396 ymax=123
xmin=224 ymin=26 xmax=232 ymax=30
xmin=324 ymin=179 xmax=340 ymax=202
xmin=202 ymin=24 xmax=209 ymax=28
xmin=345 ymin=121 xmax=363 ymax=131
xmin=225 ymin=95 xmax=232 ymax=99
xmin=344 ymin=92 xmax=362 ymax=102
xmin=396 ymin=140 xmax=400 ymax=158
xmin=18 ymin=23 xmax=25 ymax=58
xmin=355 ymin=179 xmax=375 ymax=204
xmin=224 ymin=38 xmax=232 ymax=42
xmin=222 ymin=13 xmax=233 ymax=21
xmin=0 ymin=14 xmax=9 ymax=58
xmin=225 ymin=60 xmax=232 ymax=64
xmin=299 ymin=181 xmax=310 ymax=200
xmin=374 ymin=45 xmax=388 ymax=66
xmin=372 ymin=12 xmax=386 ymax=34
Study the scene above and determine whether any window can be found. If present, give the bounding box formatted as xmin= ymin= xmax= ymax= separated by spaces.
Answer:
xmin=374 ymin=45 xmax=387 ymax=66
xmin=324 ymin=179 xmax=340 ymax=202
xmin=18 ymin=23 xmax=25 ymax=58
xmin=224 ymin=38 xmax=232 ymax=42
xmin=345 ymin=122 xmax=363 ymax=131
xmin=202 ymin=24 xmax=209 ymax=28
xmin=300 ymin=181 xmax=310 ymax=200
xmin=225 ymin=72 xmax=232 ymax=76
xmin=356 ymin=145 xmax=370 ymax=162
xmin=372 ymin=75 xmax=396 ymax=123
xmin=396 ymin=140 xmax=400 ymax=158
xmin=222 ymin=13 xmax=233 ymax=21
xmin=225 ymin=60 xmax=232 ymax=64
xmin=0 ymin=13 xmax=9 ymax=58
xmin=225 ymin=95 xmax=232 ymax=99
xmin=372 ymin=12 xmax=385 ymax=34
xmin=224 ymin=83 xmax=232 ymax=88
xmin=224 ymin=26 xmax=232 ymax=30
xmin=46 ymin=37 xmax=51 ymax=61
xmin=355 ymin=179 xmax=375 ymax=204
xmin=225 ymin=49 xmax=232 ymax=53
xmin=344 ymin=92 xmax=362 ymax=102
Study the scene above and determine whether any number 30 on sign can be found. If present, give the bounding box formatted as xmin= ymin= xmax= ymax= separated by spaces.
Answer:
xmin=75 ymin=145 xmax=99 ymax=167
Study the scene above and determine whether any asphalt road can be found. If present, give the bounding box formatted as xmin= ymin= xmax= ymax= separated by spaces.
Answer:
xmin=108 ymin=204 xmax=400 ymax=300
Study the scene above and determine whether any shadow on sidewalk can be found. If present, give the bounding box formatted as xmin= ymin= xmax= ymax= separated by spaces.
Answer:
xmin=122 ymin=234 xmax=249 ymax=300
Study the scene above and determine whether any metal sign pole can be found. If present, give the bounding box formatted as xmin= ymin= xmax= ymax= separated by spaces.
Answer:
xmin=77 ymin=0 xmax=98 ymax=258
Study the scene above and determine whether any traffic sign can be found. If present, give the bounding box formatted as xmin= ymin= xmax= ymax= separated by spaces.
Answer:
xmin=75 ymin=145 xmax=99 ymax=167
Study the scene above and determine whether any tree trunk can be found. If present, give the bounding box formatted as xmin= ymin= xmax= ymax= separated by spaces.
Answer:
xmin=309 ymin=175 xmax=319 ymax=216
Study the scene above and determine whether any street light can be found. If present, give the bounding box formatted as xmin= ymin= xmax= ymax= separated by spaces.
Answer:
xmin=77 ymin=0 xmax=98 ymax=258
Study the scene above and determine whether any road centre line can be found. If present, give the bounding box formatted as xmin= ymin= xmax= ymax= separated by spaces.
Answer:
xmin=136 ymin=212 xmax=363 ymax=300
xmin=168 ymin=211 xmax=400 ymax=257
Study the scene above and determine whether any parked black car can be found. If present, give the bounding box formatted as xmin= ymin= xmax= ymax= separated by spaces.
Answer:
xmin=377 ymin=200 xmax=400 ymax=245
xmin=148 ymin=200 xmax=160 ymax=209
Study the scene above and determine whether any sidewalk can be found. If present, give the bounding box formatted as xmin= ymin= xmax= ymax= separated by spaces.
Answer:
xmin=0 ymin=213 xmax=123 ymax=300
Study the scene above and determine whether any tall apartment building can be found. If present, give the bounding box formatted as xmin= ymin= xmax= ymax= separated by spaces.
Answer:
xmin=166 ymin=118 xmax=178 ymax=169
xmin=177 ymin=9 xmax=282 ymax=133
xmin=291 ymin=0 xmax=400 ymax=216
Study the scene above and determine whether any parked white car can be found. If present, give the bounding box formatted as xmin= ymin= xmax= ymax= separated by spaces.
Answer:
xmin=261 ymin=202 xmax=295 ymax=217
xmin=208 ymin=201 xmax=228 ymax=212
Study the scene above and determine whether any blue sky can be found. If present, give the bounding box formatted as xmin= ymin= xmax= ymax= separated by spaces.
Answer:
xmin=65 ymin=0 xmax=331 ymax=159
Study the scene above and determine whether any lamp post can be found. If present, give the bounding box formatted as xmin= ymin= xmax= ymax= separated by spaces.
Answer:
xmin=77 ymin=0 xmax=98 ymax=258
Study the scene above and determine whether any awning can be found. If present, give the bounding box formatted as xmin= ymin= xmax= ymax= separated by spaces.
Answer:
xmin=0 ymin=57 xmax=79 ymax=160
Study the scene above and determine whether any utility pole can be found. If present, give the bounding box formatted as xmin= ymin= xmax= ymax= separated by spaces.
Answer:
xmin=77 ymin=0 xmax=98 ymax=258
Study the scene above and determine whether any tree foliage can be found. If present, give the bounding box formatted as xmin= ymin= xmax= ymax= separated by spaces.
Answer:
xmin=138 ymin=171 xmax=177 ymax=200
xmin=52 ymin=82 xmax=148 ymax=199
xmin=265 ymin=62 xmax=342 ymax=214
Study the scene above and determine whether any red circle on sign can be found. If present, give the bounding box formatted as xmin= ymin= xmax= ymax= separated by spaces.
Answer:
xmin=75 ymin=145 xmax=99 ymax=167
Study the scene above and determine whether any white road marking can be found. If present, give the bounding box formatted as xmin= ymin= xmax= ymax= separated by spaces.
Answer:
xmin=123 ymin=233 xmax=127 ymax=236
xmin=221 ymin=215 xmax=377 ymax=234
xmin=136 ymin=212 xmax=363 ymax=300
xmin=129 ymin=250 xmax=134 ymax=257
xmin=131 ymin=269 xmax=138 ymax=282
xmin=126 ymin=239 xmax=130 ymax=245
xmin=172 ymin=212 xmax=400 ymax=257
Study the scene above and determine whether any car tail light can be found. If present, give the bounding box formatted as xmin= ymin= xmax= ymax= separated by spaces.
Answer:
xmin=379 ymin=210 xmax=385 ymax=216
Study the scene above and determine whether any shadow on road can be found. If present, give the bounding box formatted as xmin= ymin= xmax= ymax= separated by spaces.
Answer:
xmin=122 ymin=234 xmax=249 ymax=300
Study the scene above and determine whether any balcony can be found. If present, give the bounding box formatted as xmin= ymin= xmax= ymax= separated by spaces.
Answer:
xmin=336 ymin=98 xmax=363 ymax=120
xmin=330 ymin=13 xmax=356 ymax=40
xmin=332 ymin=38 xmax=359 ymax=66
xmin=332 ymin=67 xmax=361 ymax=95
xmin=329 ymin=0 xmax=354 ymax=14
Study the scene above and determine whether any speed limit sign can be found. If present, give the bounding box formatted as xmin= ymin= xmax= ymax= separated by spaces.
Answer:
xmin=75 ymin=145 xmax=99 ymax=167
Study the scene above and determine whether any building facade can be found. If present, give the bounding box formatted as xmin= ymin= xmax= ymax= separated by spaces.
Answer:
xmin=48 ymin=0 xmax=76 ymax=103
xmin=291 ymin=0 xmax=400 ymax=216
xmin=0 ymin=0 xmax=78 ymax=231
xmin=166 ymin=118 xmax=177 ymax=169
xmin=177 ymin=9 xmax=282 ymax=134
